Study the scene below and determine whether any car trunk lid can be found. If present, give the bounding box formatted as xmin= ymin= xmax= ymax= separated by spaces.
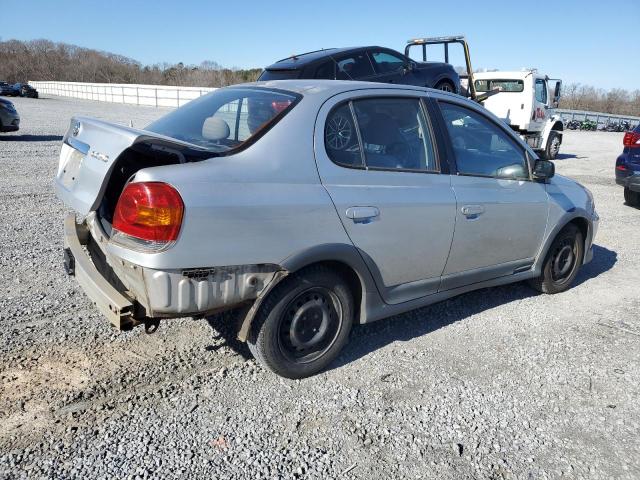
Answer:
xmin=55 ymin=116 xmax=209 ymax=216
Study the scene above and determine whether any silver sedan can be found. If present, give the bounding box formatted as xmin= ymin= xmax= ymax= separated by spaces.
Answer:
xmin=55 ymin=80 xmax=599 ymax=378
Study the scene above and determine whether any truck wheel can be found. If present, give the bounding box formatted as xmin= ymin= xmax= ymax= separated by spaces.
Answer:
xmin=624 ymin=187 xmax=640 ymax=207
xmin=542 ymin=132 xmax=561 ymax=160
xmin=528 ymin=224 xmax=583 ymax=294
xmin=247 ymin=265 xmax=354 ymax=379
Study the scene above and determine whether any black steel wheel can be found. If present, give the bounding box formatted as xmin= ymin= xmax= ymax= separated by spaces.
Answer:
xmin=528 ymin=224 xmax=584 ymax=294
xmin=247 ymin=266 xmax=354 ymax=378
xmin=278 ymin=287 xmax=342 ymax=364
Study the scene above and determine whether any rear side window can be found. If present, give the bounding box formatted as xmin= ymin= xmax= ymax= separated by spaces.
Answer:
xmin=314 ymin=61 xmax=335 ymax=79
xmin=335 ymin=53 xmax=374 ymax=80
xmin=438 ymin=102 xmax=528 ymax=179
xmin=325 ymin=97 xmax=438 ymax=172
xmin=258 ymin=69 xmax=300 ymax=81
xmin=146 ymin=87 xmax=300 ymax=152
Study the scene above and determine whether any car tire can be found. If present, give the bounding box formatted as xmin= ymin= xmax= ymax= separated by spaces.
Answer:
xmin=542 ymin=131 xmax=561 ymax=160
xmin=434 ymin=80 xmax=455 ymax=93
xmin=624 ymin=187 xmax=640 ymax=207
xmin=247 ymin=265 xmax=354 ymax=379
xmin=528 ymin=224 xmax=584 ymax=294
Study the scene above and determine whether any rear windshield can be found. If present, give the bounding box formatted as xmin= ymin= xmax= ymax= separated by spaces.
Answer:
xmin=475 ymin=79 xmax=524 ymax=92
xmin=146 ymin=87 xmax=300 ymax=152
xmin=258 ymin=69 xmax=301 ymax=81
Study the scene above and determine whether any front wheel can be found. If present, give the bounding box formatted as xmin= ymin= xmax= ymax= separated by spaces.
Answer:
xmin=528 ymin=224 xmax=584 ymax=294
xmin=624 ymin=187 xmax=640 ymax=207
xmin=247 ymin=266 xmax=354 ymax=379
xmin=542 ymin=131 xmax=561 ymax=160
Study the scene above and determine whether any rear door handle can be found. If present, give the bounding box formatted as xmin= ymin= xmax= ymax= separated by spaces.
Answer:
xmin=461 ymin=204 xmax=485 ymax=219
xmin=346 ymin=206 xmax=380 ymax=224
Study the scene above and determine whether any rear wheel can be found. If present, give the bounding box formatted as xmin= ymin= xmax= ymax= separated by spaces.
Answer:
xmin=434 ymin=80 xmax=455 ymax=93
xmin=247 ymin=266 xmax=354 ymax=379
xmin=624 ymin=187 xmax=640 ymax=207
xmin=528 ymin=224 xmax=583 ymax=294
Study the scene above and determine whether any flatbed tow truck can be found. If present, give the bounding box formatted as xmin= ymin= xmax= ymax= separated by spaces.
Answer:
xmin=406 ymin=36 xmax=564 ymax=159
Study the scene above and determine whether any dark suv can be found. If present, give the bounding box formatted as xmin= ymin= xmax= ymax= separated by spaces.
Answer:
xmin=616 ymin=124 xmax=640 ymax=206
xmin=258 ymin=47 xmax=460 ymax=93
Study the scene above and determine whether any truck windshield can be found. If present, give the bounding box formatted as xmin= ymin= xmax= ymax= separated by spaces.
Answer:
xmin=146 ymin=87 xmax=300 ymax=152
xmin=475 ymin=79 xmax=524 ymax=93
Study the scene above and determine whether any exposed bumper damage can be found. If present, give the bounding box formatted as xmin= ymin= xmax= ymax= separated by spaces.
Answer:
xmin=63 ymin=212 xmax=285 ymax=332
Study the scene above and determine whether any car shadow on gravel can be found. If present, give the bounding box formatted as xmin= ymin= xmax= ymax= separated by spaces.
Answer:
xmin=201 ymin=245 xmax=617 ymax=370
xmin=0 ymin=134 xmax=63 ymax=142
xmin=554 ymin=153 xmax=586 ymax=160
xmin=332 ymin=244 xmax=617 ymax=371
xmin=204 ymin=311 xmax=253 ymax=360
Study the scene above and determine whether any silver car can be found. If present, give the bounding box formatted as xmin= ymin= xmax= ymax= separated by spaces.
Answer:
xmin=0 ymin=98 xmax=20 ymax=132
xmin=56 ymin=81 xmax=599 ymax=378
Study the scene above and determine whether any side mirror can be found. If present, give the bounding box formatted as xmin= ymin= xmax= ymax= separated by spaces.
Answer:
xmin=403 ymin=62 xmax=415 ymax=74
xmin=532 ymin=159 xmax=555 ymax=180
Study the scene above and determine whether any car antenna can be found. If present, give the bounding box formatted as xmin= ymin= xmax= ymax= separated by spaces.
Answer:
xmin=328 ymin=54 xmax=354 ymax=81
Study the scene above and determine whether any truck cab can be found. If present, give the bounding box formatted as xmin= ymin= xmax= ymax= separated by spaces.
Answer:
xmin=474 ymin=70 xmax=564 ymax=159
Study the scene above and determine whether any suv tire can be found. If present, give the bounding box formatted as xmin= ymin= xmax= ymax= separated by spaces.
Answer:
xmin=624 ymin=187 xmax=640 ymax=207
xmin=247 ymin=265 xmax=354 ymax=379
xmin=528 ymin=224 xmax=583 ymax=294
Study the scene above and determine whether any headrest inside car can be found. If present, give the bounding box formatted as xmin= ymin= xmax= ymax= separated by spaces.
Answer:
xmin=202 ymin=117 xmax=230 ymax=141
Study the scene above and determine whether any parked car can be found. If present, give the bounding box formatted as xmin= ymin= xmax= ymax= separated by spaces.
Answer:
xmin=0 ymin=82 xmax=16 ymax=96
xmin=12 ymin=83 xmax=39 ymax=98
xmin=258 ymin=47 xmax=460 ymax=93
xmin=55 ymin=80 xmax=598 ymax=378
xmin=616 ymin=124 xmax=640 ymax=206
xmin=0 ymin=97 xmax=20 ymax=132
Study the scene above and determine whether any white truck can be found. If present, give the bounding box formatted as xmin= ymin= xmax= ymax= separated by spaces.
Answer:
xmin=404 ymin=38 xmax=564 ymax=159
xmin=473 ymin=71 xmax=564 ymax=159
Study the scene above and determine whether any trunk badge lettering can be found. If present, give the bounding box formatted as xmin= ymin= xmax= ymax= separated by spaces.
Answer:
xmin=89 ymin=150 xmax=110 ymax=162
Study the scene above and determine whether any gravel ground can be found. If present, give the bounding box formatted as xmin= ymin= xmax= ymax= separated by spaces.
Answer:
xmin=0 ymin=95 xmax=639 ymax=480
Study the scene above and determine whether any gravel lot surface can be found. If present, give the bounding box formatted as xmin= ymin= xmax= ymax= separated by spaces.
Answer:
xmin=1 ymin=95 xmax=639 ymax=479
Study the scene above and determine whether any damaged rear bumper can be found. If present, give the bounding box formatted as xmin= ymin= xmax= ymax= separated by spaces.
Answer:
xmin=63 ymin=213 xmax=283 ymax=331
xmin=64 ymin=213 xmax=136 ymax=329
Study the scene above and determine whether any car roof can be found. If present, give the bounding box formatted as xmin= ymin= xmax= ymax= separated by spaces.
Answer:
xmin=265 ymin=46 xmax=390 ymax=70
xmin=235 ymin=79 xmax=455 ymax=98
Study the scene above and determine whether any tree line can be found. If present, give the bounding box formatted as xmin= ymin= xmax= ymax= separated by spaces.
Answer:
xmin=1 ymin=39 xmax=639 ymax=117
xmin=0 ymin=39 xmax=261 ymax=88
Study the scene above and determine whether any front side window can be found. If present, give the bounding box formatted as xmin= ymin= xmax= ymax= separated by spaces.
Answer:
xmin=146 ymin=87 xmax=299 ymax=152
xmin=439 ymin=102 xmax=528 ymax=179
xmin=324 ymin=97 xmax=438 ymax=172
xmin=370 ymin=51 xmax=406 ymax=74
xmin=535 ymin=79 xmax=548 ymax=104
xmin=335 ymin=53 xmax=374 ymax=80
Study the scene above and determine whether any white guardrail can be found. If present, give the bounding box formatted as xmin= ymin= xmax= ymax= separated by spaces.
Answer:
xmin=29 ymin=81 xmax=217 ymax=108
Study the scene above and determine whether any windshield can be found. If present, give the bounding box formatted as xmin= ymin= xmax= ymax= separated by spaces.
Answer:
xmin=475 ymin=79 xmax=524 ymax=93
xmin=146 ymin=87 xmax=300 ymax=152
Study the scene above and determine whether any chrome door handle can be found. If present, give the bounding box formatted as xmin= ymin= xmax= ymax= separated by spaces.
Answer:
xmin=461 ymin=205 xmax=485 ymax=218
xmin=346 ymin=206 xmax=380 ymax=224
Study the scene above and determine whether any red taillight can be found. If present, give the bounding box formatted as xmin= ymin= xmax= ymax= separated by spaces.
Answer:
xmin=623 ymin=131 xmax=640 ymax=148
xmin=271 ymin=100 xmax=292 ymax=113
xmin=113 ymin=182 xmax=184 ymax=243
xmin=616 ymin=164 xmax=628 ymax=171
